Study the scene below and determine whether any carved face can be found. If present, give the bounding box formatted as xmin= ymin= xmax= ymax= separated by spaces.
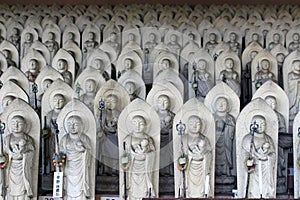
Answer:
xmin=128 ymin=33 xmax=135 ymax=41
xmin=42 ymin=79 xmax=53 ymax=92
xmin=293 ymin=33 xmax=299 ymax=41
xmin=250 ymin=51 xmax=258 ymax=60
xmin=9 ymin=115 xmax=26 ymax=134
xmin=209 ymin=33 xmax=216 ymax=41
xmin=124 ymin=58 xmax=133 ymax=70
xmin=261 ymin=60 xmax=270 ymax=70
xmin=229 ymin=32 xmax=236 ymax=41
xmin=93 ymin=59 xmax=103 ymax=71
xmin=85 ymin=79 xmax=96 ymax=93
xmin=157 ymin=95 xmax=170 ymax=111
xmin=162 ymin=59 xmax=170 ymax=70
xmin=2 ymin=50 xmax=10 ymax=59
xmin=53 ymin=94 xmax=65 ymax=109
xmin=188 ymin=115 xmax=201 ymax=134
xmin=149 ymin=33 xmax=156 ymax=41
xmin=29 ymin=59 xmax=38 ymax=71
xmin=66 ymin=116 xmax=82 ymax=134
xmin=105 ymin=95 xmax=118 ymax=110
xmin=88 ymin=32 xmax=95 ymax=40
xmin=252 ymin=33 xmax=259 ymax=41
xmin=170 ymin=34 xmax=177 ymax=42
xmin=188 ymin=33 xmax=195 ymax=41
xmin=225 ymin=58 xmax=234 ymax=69
xmin=131 ymin=115 xmax=146 ymax=133
xmin=110 ymin=32 xmax=117 ymax=42
xmin=265 ymin=96 xmax=277 ymax=110
xmin=273 ymin=33 xmax=280 ymax=42
xmin=276 ymin=54 xmax=285 ymax=63
xmin=125 ymin=82 xmax=136 ymax=95
xmin=12 ymin=28 xmax=19 ymax=35
xmin=198 ymin=60 xmax=207 ymax=70
xmin=252 ymin=115 xmax=266 ymax=134
xmin=48 ymin=32 xmax=55 ymax=40
xmin=292 ymin=60 xmax=300 ymax=71
xmin=57 ymin=59 xmax=67 ymax=71
xmin=215 ymin=97 xmax=228 ymax=112
xmin=25 ymin=33 xmax=33 ymax=42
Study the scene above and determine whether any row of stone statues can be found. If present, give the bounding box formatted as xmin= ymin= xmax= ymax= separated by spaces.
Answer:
xmin=0 ymin=88 xmax=298 ymax=199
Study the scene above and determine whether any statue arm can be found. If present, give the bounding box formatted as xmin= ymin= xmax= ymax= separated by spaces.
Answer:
xmin=23 ymin=136 xmax=35 ymax=197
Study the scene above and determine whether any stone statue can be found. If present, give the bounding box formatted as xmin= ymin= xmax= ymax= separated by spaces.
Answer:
xmin=265 ymin=95 xmax=286 ymax=133
xmin=254 ymin=59 xmax=275 ymax=90
xmin=241 ymin=115 xmax=276 ymax=198
xmin=166 ymin=34 xmax=181 ymax=56
xmin=24 ymin=59 xmax=40 ymax=82
xmin=213 ymin=97 xmax=236 ymax=177
xmin=0 ymin=99 xmax=40 ymax=200
xmin=93 ymin=58 xmax=110 ymax=81
xmin=60 ymin=115 xmax=92 ymax=199
xmin=44 ymin=32 xmax=59 ymax=63
xmin=56 ymin=59 xmax=72 ymax=86
xmin=57 ymin=99 xmax=96 ymax=200
xmin=173 ymin=98 xmax=215 ymax=198
xmin=123 ymin=115 xmax=156 ymax=199
xmin=189 ymin=59 xmax=214 ymax=100
xmin=227 ymin=32 xmax=240 ymax=55
xmin=288 ymin=60 xmax=300 ymax=122
xmin=288 ymin=33 xmax=300 ymax=53
xmin=8 ymin=27 xmax=21 ymax=50
xmin=21 ymin=32 xmax=34 ymax=59
xmin=2 ymin=49 xmax=17 ymax=68
xmin=205 ymin=33 xmax=218 ymax=54
xmin=4 ymin=115 xmax=35 ymax=199
xmin=144 ymin=33 xmax=158 ymax=51
xmin=219 ymin=57 xmax=241 ymax=96
xmin=236 ymin=98 xmax=278 ymax=198
xmin=124 ymin=81 xmax=140 ymax=101
xmin=105 ymin=32 xmax=120 ymax=55
xmin=268 ymin=33 xmax=282 ymax=51
xmin=118 ymin=58 xmax=134 ymax=79
xmin=80 ymin=79 xmax=97 ymax=112
xmin=83 ymin=32 xmax=99 ymax=54
xmin=118 ymin=99 xmax=160 ymax=200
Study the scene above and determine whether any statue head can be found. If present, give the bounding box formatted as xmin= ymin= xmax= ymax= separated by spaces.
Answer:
xmin=42 ymin=79 xmax=53 ymax=92
xmin=276 ymin=53 xmax=285 ymax=63
xmin=188 ymin=115 xmax=202 ymax=135
xmin=209 ymin=33 xmax=216 ymax=41
xmin=52 ymin=93 xmax=65 ymax=110
xmin=66 ymin=115 xmax=83 ymax=134
xmin=252 ymin=33 xmax=259 ymax=42
xmin=224 ymin=58 xmax=234 ymax=69
xmin=105 ymin=94 xmax=118 ymax=110
xmin=25 ymin=32 xmax=33 ymax=42
xmin=9 ymin=115 xmax=26 ymax=134
xmin=28 ymin=59 xmax=39 ymax=72
xmin=67 ymin=32 xmax=75 ymax=40
xmin=170 ymin=34 xmax=177 ymax=42
xmin=124 ymin=58 xmax=133 ymax=70
xmin=292 ymin=60 xmax=300 ymax=72
xmin=197 ymin=59 xmax=207 ymax=70
xmin=157 ymin=94 xmax=170 ymax=111
xmin=12 ymin=27 xmax=19 ymax=35
xmin=88 ymin=32 xmax=95 ymax=40
xmin=229 ymin=32 xmax=237 ymax=41
xmin=261 ymin=59 xmax=270 ymax=70
xmin=131 ymin=115 xmax=146 ymax=134
xmin=110 ymin=32 xmax=117 ymax=42
xmin=265 ymin=95 xmax=277 ymax=111
xmin=251 ymin=114 xmax=266 ymax=134
xmin=215 ymin=96 xmax=229 ymax=113
xmin=84 ymin=78 xmax=96 ymax=93
xmin=48 ymin=32 xmax=55 ymax=40
xmin=162 ymin=59 xmax=171 ymax=70
xmin=293 ymin=33 xmax=299 ymax=41
xmin=128 ymin=33 xmax=135 ymax=42
xmin=273 ymin=33 xmax=280 ymax=42
xmin=124 ymin=81 xmax=137 ymax=95
xmin=2 ymin=49 xmax=11 ymax=59
xmin=250 ymin=51 xmax=258 ymax=60
xmin=93 ymin=58 xmax=104 ymax=71
xmin=57 ymin=59 xmax=68 ymax=72
xmin=149 ymin=33 xmax=156 ymax=41
xmin=2 ymin=95 xmax=15 ymax=109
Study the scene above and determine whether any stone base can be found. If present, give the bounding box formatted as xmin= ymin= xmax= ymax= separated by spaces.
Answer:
xmin=41 ymin=175 xmax=53 ymax=192
xmin=277 ymin=176 xmax=287 ymax=194
xmin=159 ymin=176 xmax=174 ymax=195
xmin=96 ymin=175 xmax=119 ymax=194
xmin=215 ymin=176 xmax=236 ymax=195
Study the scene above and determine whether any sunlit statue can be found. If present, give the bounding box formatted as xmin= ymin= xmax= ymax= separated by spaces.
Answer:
xmin=60 ymin=115 xmax=92 ymax=199
xmin=4 ymin=115 xmax=35 ymax=199
xmin=241 ymin=115 xmax=276 ymax=198
xmin=123 ymin=115 xmax=156 ymax=200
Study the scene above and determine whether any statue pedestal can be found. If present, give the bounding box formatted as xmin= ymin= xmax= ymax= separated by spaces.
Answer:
xmin=215 ymin=175 xmax=236 ymax=194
